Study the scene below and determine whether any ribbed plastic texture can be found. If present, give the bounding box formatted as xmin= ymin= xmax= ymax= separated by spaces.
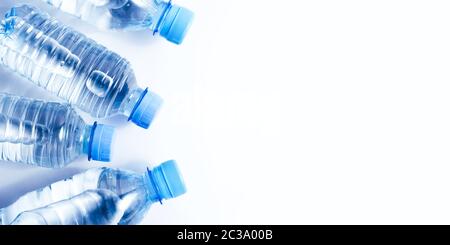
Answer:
xmin=10 ymin=189 xmax=123 ymax=225
xmin=41 ymin=0 xmax=194 ymax=44
xmin=0 ymin=4 xmax=161 ymax=128
xmin=0 ymin=93 xmax=95 ymax=168
xmin=0 ymin=161 xmax=185 ymax=225
xmin=0 ymin=167 xmax=103 ymax=225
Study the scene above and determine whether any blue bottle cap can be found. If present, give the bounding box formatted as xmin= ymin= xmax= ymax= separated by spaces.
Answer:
xmin=89 ymin=123 xmax=114 ymax=162
xmin=129 ymin=88 xmax=163 ymax=129
xmin=148 ymin=160 xmax=187 ymax=200
xmin=159 ymin=5 xmax=194 ymax=45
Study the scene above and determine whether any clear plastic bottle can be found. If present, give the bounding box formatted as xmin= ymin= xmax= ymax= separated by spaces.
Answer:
xmin=0 ymin=4 xmax=163 ymax=129
xmin=0 ymin=93 xmax=114 ymax=168
xmin=0 ymin=160 xmax=186 ymax=225
xmin=42 ymin=0 xmax=194 ymax=45
xmin=10 ymin=189 xmax=124 ymax=225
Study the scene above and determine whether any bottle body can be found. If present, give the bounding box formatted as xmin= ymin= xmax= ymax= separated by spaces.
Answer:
xmin=44 ymin=0 xmax=167 ymax=31
xmin=0 ymin=5 xmax=162 ymax=128
xmin=0 ymin=167 xmax=103 ymax=225
xmin=0 ymin=167 xmax=154 ymax=225
xmin=11 ymin=189 xmax=123 ymax=225
xmin=0 ymin=93 xmax=90 ymax=168
xmin=0 ymin=160 xmax=186 ymax=225
xmin=41 ymin=0 xmax=194 ymax=44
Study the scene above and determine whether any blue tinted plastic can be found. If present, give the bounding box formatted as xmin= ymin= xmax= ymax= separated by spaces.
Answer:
xmin=42 ymin=0 xmax=194 ymax=44
xmin=0 ymin=5 xmax=162 ymax=129
xmin=0 ymin=160 xmax=186 ymax=225
xmin=0 ymin=93 xmax=114 ymax=168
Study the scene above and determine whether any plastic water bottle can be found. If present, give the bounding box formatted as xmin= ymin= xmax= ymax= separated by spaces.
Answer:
xmin=0 ymin=160 xmax=186 ymax=225
xmin=0 ymin=4 xmax=163 ymax=129
xmin=10 ymin=189 xmax=124 ymax=225
xmin=0 ymin=93 xmax=114 ymax=168
xmin=42 ymin=0 xmax=194 ymax=45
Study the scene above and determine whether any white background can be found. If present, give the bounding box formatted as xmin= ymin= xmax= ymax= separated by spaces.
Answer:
xmin=0 ymin=0 xmax=450 ymax=224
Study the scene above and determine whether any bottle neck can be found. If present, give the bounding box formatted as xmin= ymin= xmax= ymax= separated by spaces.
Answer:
xmin=119 ymin=87 xmax=146 ymax=119
xmin=81 ymin=124 xmax=93 ymax=158
xmin=153 ymin=1 xmax=173 ymax=33
xmin=142 ymin=170 xmax=164 ymax=204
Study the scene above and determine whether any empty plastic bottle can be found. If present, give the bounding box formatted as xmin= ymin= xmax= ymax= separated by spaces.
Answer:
xmin=0 ymin=160 xmax=186 ymax=225
xmin=11 ymin=189 xmax=124 ymax=225
xmin=0 ymin=93 xmax=114 ymax=168
xmin=41 ymin=0 xmax=194 ymax=45
xmin=0 ymin=4 xmax=163 ymax=129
